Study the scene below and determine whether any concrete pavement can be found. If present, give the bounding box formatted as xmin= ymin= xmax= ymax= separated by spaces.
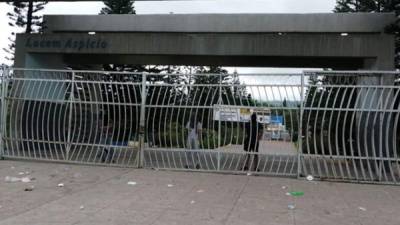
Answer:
xmin=0 ymin=160 xmax=399 ymax=225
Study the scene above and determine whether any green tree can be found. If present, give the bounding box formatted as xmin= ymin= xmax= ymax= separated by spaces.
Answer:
xmin=334 ymin=0 xmax=361 ymax=12
xmin=4 ymin=1 xmax=47 ymax=61
xmin=188 ymin=66 xmax=250 ymax=147
xmin=100 ymin=0 xmax=136 ymax=14
xmin=335 ymin=0 xmax=398 ymax=12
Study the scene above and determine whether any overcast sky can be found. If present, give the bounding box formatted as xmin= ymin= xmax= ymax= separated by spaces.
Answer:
xmin=0 ymin=0 xmax=336 ymax=72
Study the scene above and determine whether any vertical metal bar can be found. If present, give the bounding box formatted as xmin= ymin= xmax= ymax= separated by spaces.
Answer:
xmin=297 ymin=72 xmax=305 ymax=178
xmin=139 ymin=73 xmax=147 ymax=168
xmin=66 ymin=71 xmax=75 ymax=161
xmin=217 ymin=73 xmax=222 ymax=171
xmin=378 ymin=75 xmax=385 ymax=181
xmin=0 ymin=68 xmax=9 ymax=159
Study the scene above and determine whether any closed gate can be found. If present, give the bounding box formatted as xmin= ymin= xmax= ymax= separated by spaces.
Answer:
xmin=0 ymin=69 xmax=142 ymax=167
xmin=142 ymin=73 xmax=301 ymax=177
xmin=1 ymin=68 xmax=400 ymax=184
xmin=301 ymin=71 xmax=400 ymax=185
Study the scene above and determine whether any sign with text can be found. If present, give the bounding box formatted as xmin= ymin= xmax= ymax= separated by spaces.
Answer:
xmin=214 ymin=105 xmax=271 ymax=123
xmin=25 ymin=37 xmax=109 ymax=51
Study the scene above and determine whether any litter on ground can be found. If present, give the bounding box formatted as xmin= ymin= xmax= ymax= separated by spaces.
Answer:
xmin=21 ymin=177 xmax=31 ymax=183
xmin=359 ymin=207 xmax=367 ymax=211
xmin=288 ymin=204 xmax=296 ymax=210
xmin=24 ymin=186 xmax=35 ymax=191
xmin=167 ymin=184 xmax=174 ymax=187
xmin=289 ymin=191 xmax=304 ymax=197
xmin=5 ymin=176 xmax=21 ymax=183
xmin=127 ymin=181 xmax=137 ymax=186
xmin=58 ymin=183 xmax=64 ymax=187
xmin=5 ymin=176 xmax=32 ymax=183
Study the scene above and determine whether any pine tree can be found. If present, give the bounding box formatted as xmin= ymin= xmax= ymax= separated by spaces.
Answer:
xmin=335 ymin=0 xmax=397 ymax=12
xmin=4 ymin=1 xmax=47 ymax=61
xmin=334 ymin=0 xmax=361 ymax=12
xmin=100 ymin=0 xmax=136 ymax=14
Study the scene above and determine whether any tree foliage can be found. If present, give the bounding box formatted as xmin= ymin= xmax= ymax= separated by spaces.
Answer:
xmin=334 ymin=0 xmax=398 ymax=12
xmin=4 ymin=1 xmax=47 ymax=62
xmin=100 ymin=0 xmax=136 ymax=14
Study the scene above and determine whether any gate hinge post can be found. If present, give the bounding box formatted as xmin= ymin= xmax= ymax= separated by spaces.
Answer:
xmin=138 ymin=73 xmax=147 ymax=168
xmin=0 ymin=67 xmax=9 ymax=160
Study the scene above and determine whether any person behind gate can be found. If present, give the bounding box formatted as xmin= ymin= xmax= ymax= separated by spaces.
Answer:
xmin=100 ymin=120 xmax=114 ymax=163
xmin=243 ymin=112 xmax=263 ymax=171
xmin=185 ymin=115 xmax=202 ymax=169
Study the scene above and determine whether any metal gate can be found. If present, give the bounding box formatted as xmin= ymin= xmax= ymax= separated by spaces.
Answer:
xmin=142 ymin=73 xmax=301 ymax=177
xmin=1 ymin=68 xmax=400 ymax=184
xmin=300 ymin=71 xmax=400 ymax=185
xmin=0 ymin=69 xmax=142 ymax=167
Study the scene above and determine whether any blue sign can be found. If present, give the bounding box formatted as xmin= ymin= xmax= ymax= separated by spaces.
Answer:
xmin=270 ymin=116 xmax=284 ymax=125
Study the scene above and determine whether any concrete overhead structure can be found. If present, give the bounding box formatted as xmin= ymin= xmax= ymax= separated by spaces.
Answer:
xmin=15 ymin=13 xmax=396 ymax=70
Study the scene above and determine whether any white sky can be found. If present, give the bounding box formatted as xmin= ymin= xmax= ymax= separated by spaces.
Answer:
xmin=0 ymin=0 xmax=336 ymax=72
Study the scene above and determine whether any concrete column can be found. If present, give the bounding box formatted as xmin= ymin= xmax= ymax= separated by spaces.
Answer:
xmin=358 ymin=51 xmax=395 ymax=178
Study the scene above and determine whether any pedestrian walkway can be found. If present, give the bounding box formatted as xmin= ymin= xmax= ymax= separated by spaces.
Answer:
xmin=0 ymin=160 xmax=399 ymax=225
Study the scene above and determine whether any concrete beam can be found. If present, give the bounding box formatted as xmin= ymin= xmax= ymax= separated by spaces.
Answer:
xmin=44 ymin=13 xmax=395 ymax=33
xmin=17 ymin=33 xmax=392 ymax=57
xmin=15 ymin=32 xmax=394 ymax=69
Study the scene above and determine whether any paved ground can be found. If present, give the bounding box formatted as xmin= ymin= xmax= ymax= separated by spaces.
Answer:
xmin=218 ymin=141 xmax=297 ymax=155
xmin=0 ymin=160 xmax=400 ymax=225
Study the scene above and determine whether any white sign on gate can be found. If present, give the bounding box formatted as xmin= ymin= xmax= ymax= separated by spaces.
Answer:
xmin=213 ymin=105 xmax=271 ymax=123
xmin=213 ymin=106 xmax=240 ymax=122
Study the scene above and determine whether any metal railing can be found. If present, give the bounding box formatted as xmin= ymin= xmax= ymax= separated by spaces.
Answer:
xmin=301 ymin=71 xmax=400 ymax=185
xmin=0 ymin=67 xmax=399 ymax=184
xmin=142 ymin=73 xmax=301 ymax=177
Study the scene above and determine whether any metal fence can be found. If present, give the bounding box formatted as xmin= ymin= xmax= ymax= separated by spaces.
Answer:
xmin=301 ymin=71 xmax=400 ymax=185
xmin=1 ymin=69 xmax=142 ymax=167
xmin=0 ymin=67 xmax=399 ymax=184
xmin=142 ymin=73 xmax=301 ymax=177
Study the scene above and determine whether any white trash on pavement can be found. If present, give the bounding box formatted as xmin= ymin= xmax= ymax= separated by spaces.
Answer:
xmin=358 ymin=207 xmax=367 ymax=211
xmin=127 ymin=181 xmax=137 ymax=186
xmin=5 ymin=176 xmax=21 ymax=183
xmin=21 ymin=177 xmax=31 ymax=183
xmin=5 ymin=176 xmax=32 ymax=183
xmin=306 ymin=175 xmax=314 ymax=181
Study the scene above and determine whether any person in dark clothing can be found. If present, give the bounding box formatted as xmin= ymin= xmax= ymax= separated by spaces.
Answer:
xmin=243 ymin=113 xmax=263 ymax=171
